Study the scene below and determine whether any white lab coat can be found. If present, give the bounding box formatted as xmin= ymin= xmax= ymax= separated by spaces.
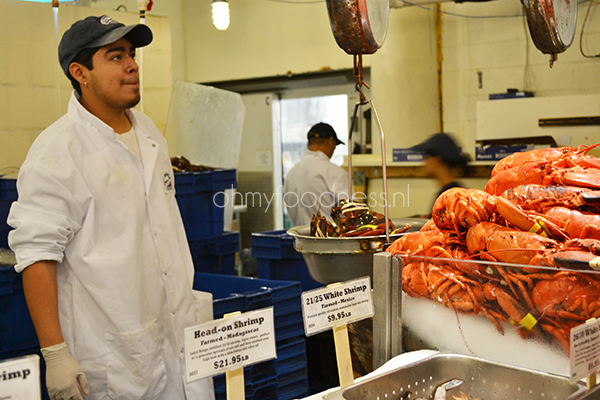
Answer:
xmin=8 ymin=92 xmax=214 ymax=400
xmin=283 ymin=150 xmax=349 ymax=227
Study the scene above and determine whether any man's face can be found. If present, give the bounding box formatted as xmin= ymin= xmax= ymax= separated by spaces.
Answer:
xmin=85 ymin=38 xmax=141 ymax=110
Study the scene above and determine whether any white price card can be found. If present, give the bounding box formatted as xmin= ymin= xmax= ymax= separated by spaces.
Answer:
xmin=301 ymin=276 xmax=374 ymax=337
xmin=184 ymin=307 xmax=276 ymax=382
xmin=0 ymin=354 xmax=40 ymax=400
xmin=570 ymin=318 xmax=600 ymax=381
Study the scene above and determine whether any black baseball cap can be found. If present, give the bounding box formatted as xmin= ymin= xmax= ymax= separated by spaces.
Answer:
xmin=307 ymin=123 xmax=344 ymax=145
xmin=411 ymin=132 xmax=462 ymax=166
xmin=58 ymin=15 xmax=153 ymax=79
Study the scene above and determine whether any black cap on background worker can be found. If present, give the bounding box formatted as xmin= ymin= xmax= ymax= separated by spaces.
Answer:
xmin=411 ymin=132 xmax=470 ymax=215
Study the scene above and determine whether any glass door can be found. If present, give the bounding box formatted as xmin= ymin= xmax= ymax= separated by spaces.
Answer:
xmin=278 ymin=85 xmax=359 ymax=229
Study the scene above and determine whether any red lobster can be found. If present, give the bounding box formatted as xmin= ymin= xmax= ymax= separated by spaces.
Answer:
xmin=491 ymin=144 xmax=600 ymax=177
xmin=432 ymin=187 xmax=568 ymax=240
xmin=466 ymin=221 xmax=600 ymax=269
xmin=501 ymin=184 xmax=600 ymax=213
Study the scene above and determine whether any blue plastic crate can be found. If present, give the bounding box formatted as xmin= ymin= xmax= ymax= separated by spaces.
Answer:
xmin=275 ymin=336 xmax=305 ymax=359
xmin=174 ymin=170 xmax=237 ymax=240
xmin=189 ymin=232 xmax=239 ymax=275
xmin=192 ymin=274 xmax=306 ymax=400
xmin=272 ymin=296 xmax=302 ymax=316
xmin=0 ymin=178 xmax=17 ymax=248
xmin=273 ymin=318 xmax=305 ymax=342
xmin=214 ymin=378 xmax=278 ymax=400
xmin=193 ymin=253 xmax=236 ymax=275
xmin=194 ymin=273 xmax=302 ymax=318
xmin=251 ymin=230 xmax=321 ymax=292
xmin=212 ymin=338 xmax=307 ymax=396
xmin=189 ymin=232 xmax=240 ymax=257
xmin=274 ymin=310 xmax=302 ymax=331
xmin=175 ymin=169 xmax=237 ymax=194
xmin=0 ymin=266 xmax=39 ymax=354
xmin=257 ymin=258 xmax=321 ymax=292
xmin=213 ymin=359 xmax=276 ymax=392
xmin=251 ymin=230 xmax=303 ymax=260
xmin=277 ymin=366 xmax=309 ymax=400
xmin=214 ymin=365 xmax=307 ymax=400
xmin=275 ymin=337 xmax=307 ymax=374
xmin=176 ymin=191 xmax=225 ymax=240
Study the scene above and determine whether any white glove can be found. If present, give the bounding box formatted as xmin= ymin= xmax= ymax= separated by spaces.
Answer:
xmin=41 ymin=342 xmax=89 ymax=400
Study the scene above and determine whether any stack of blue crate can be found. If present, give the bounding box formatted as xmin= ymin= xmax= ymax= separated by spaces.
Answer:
xmin=251 ymin=230 xmax=321 ymax=291
xmin=0 ymin=172 xmax=241 ymax=275
xmin=194 ymin=272 xmax=309 ymax=400
xmin=174 ymin=169 xmax=239 ymax=275
xmin=0 ymin=265 xmax=49 ymax=399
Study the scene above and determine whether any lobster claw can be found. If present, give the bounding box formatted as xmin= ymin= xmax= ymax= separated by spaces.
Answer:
xmin=489 ymin=196 xmax=570 ymax=240
xmin=553 ymin=251 xmax=600 ymax=270
xmin=581 ymin=191 xmax=600 ymax=203
xmin=554 ymin=238 xmax=600 ymax=270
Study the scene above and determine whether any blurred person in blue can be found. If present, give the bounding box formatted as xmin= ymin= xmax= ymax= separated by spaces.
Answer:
xmin=411 ymin=132 xmax=470 ymax=216
xmin=283 ymin=122 xmax=349 ymax=226
xmin=7 ymin=16 xmax=214 ymax=400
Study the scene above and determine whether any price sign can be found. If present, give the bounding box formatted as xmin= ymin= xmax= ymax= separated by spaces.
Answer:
xmin=184 ymin=307 xmax=276 ymax=382
xmin=0 ymin=354 xmax=40 ymax=400
xmin=301 ymin=276 xmax=374 ymax=336
xmin=570 ymin=318 xmax=600 ymax=381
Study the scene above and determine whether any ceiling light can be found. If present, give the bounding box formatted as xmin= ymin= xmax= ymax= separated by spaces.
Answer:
xmin=212 ymin=0 xmax=230 ymax=31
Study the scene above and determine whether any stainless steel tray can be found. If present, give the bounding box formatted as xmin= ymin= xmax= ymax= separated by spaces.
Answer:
xmin=342 ymin=353 xmax=587 ymax=400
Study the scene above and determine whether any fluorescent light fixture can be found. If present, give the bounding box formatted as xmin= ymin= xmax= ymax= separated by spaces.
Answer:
xmin=212 ymin=0 xmax=230 ymax=31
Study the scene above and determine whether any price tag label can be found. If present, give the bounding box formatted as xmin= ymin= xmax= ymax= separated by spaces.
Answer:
xmin=570 ymin=318 xmax=600 ymax=381
xmin=0 ymin=354 xmax=40 ymax=400
xmin=184 ymin=307 xmax=276 ymax=382
xmin=301 ymin=276 xmax=374 ymax=336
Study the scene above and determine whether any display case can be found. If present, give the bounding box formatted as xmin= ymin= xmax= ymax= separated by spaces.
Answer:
xmin=372 ymin=252 xmax=600 ymax=379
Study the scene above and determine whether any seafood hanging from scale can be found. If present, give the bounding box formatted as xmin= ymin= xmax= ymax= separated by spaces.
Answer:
xmin=310 ymin=199 xmax=409 ymax=237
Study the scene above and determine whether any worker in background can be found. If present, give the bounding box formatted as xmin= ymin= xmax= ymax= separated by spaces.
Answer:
xmin=8 ymin=16 xmax=214 ymax=400
xmin=283 ymin=122 xmax=349 ymax=226
xmin=411 ymin=132 xmax=470 ymax=216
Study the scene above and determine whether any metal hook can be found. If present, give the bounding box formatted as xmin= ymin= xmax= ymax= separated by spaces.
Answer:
xmin=353 ymin=54 xmax=370 ymax=105
xmin=347 ymin=54 xmax=391 ymax=244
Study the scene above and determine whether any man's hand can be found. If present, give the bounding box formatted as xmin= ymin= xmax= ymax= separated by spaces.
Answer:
xmin=41 ymin=342 xmax=89 ymax=400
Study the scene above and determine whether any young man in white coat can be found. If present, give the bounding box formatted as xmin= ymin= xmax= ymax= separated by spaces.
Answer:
xmin=8 ymin=16 xmax=214 ymax=400
xmin=283 ymin=122 xmax=349 ymax=226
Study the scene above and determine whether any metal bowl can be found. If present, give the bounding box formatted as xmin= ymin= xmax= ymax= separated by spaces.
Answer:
xmin=287 ymin=225 xmax=407 ymax=285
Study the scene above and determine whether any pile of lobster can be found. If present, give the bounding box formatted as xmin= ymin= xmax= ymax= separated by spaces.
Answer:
xmin=310 ymin=199 xmax=408 ymax=237
xmin=387 ymin=144 xmax=600 ymax=354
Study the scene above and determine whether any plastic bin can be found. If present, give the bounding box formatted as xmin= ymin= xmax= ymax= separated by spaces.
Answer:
xmin=251 ymin=230 xmax=321 ymax=291
xmin=277 ymin=365 xmax=309 ymax=400
xmin=0 ymin=178 xmax=17 ymax=249
xmin=175 ymin=169 xmax=237 ymax=240
xmin=213 ymin=359 xmax=276 ymax=392
xmin=193 ymin=272 xmax=302 ymax=319
xmin=194 ymin=273 xmax=308 ymax=398
xmin=0 ymin=266 xmax=38 ymax=353
xmin=214 ymin=379 xmax=278 ymax=400
xmin=275 ymin=336 xmax=307 ymax=374
xmin=0 ymin=265 xmax=50 ymax=400
xmin=189 ymin=231 xmax=239 ymax=275
xmin=251 ymin=230 xmax=303 ymax=260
